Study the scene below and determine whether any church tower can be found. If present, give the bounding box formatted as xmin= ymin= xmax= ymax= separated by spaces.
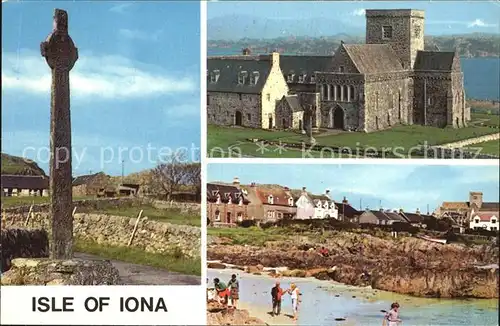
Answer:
xmin=365 ymin=9 xmax=425 ymax=70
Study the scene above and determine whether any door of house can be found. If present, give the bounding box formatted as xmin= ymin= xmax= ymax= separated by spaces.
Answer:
xmin=226 ymin=212 xmax=232 ymax=223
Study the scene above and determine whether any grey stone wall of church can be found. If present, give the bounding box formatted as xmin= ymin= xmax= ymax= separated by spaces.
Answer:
xmin=364 ymin=73 xmax=412 ymax=132
xmin=207 ymin=92 xmax=262 ymax=128
xmin=413 ymin=73 xmax=451 ymax=128
xmin=451 ymin=72 xmax=467 ymax=127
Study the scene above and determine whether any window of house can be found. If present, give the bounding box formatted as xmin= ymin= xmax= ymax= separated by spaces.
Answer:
xmin=491 ymin=227 xmax=498 ymax=231
xmin=475 ymin=219 xmax=479 ymax=223
xmin=247 ymin=113 xmax=251 ymax=121
xmin=339 ymin=66 xmax=345 ymax=73
xmin=288 ymin=198 xmax=294 ymax=206
xmin=492 ymin=219 xmax=497 ymax=224
xmin=287 ymin=74 xmax=295 ymax=82
xmin=267 ymin=93 xmax=271 ymax=101
xmin=267 ymin=211 xmax=273 ymax=219
xmin=238 ymin=71 xmax=247 ymax=84
xmin=250 ymin=71 xmax=260 ymax=85
xmin=268 ymin=195 xmax=274 ymax=204
xmin=215 ymin=210 xmax=221 ymax=221
xmin=310 ymin=75 xmax=315 ymax=83
xmin=382 ymin=25 xmax=393 ymax=39
xmin=237 ymin=212 xmax=243 ymax=222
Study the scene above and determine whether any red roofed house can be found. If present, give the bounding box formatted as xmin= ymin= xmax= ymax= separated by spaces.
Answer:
xmin=244 ymin=183 xmax=296 ymax=222
xmin=469 ymin=212 xmax=499 ymax=231
xmin=207 ymin=178 xmax=250 ymax=226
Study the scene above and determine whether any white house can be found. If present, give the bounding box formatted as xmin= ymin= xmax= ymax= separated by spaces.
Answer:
xmin=294 ymin=188 xmax=316 ymax=220
xmin=311 ymin=190 xmax=338 ymax=219
xmin=469 ymin=212 xmax=499 ymax=231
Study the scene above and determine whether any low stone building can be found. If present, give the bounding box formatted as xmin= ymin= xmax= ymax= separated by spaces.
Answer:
xmin=359 ymin=209 xmax=408 ymax=225
xmin=207 ymin=180 xmax=250 ymax=225
xmin=72 ymin=172 xmax=110 ymax=197
xmin=335 ymin=197 xmax=362 ymax=222
xmin=1 ymin=175 xmax=48 ymax=197
xmin=207 ymin=52 xmax=289 ymax=129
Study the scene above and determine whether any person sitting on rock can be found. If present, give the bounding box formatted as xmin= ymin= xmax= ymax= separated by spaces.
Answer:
xmin=214 ymin=278 xmax=229 ymax=307
xmin=319 ymin=246 xmax=329 ymax=257
xmin=384 ymin=302 xmax=402 ymax=326
xmin=227 ymin=274 xmax=239 ymax=309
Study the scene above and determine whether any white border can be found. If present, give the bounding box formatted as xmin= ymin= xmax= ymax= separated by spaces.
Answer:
xmin=200 ymin=0 xmax=208 ymax=309
xmin=207 ymin=157 xmax=500 ymax=166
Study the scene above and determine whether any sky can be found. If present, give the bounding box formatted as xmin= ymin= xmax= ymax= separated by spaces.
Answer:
xmin=208 ymin=0 xmax=500 ymax=35
xmin=207 ymin=163 xmax=500 ymax=213
xmin=1 ymin=1 xmax=200 ymax=176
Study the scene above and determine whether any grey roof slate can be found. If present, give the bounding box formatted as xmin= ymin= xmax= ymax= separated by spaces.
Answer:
xmin=342 ymin=44 xmax=404 ymax=73
xmin=1 ymin=175 xmax=48 ymax=189
xmin=207 ymin=56 xmax=271 ymax=94
xmin=414 ymin=51 xmax=456 ymax=71
xmin=280 ymin=55 xmax=332 ymax=83
xmin=283 ymin=95 xmax=303 ymax=112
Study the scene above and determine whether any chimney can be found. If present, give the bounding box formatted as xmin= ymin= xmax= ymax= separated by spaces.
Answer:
xmin=250 ymin=182 xmax=256 ymax=187
xmin=325 ymin=189 xmax=330 ymax=198
xmin=399 ymin=208 xmax=404 ymax=213
xmin=379 ymin=208 xmax=384 ymax=212
xmin=342 ymin=196 xmax=348 ymax=204
xmin=233 ymin=177 xmax=240 ymax=186
xmin=242 ymin=48 xmax=251 ymax=55
xmin=416 ymin=208 xmax=421 ymax=214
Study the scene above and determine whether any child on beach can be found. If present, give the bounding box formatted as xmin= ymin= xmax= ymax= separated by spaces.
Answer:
xmin=383 ymin=302 xmax=402 ymax=326
xmin=289 ymin=283 xmax=301 ymax=321
xmin=271 ymin=281 xmax=285 ymax=316
xmin=214 ymin=278 xmax=230 ymax=307
xmin=227 ymin=274 xmax=239 ymax=309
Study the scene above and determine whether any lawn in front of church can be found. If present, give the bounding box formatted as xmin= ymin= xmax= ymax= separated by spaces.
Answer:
xmin=207 ymin=118 xmax=498 ymax=158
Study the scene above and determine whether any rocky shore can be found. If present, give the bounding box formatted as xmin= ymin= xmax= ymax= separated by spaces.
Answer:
xmin=208 ymin=232 xmax=499 ymax=299
xmin=207 ymin=301 xmax=266 ymax=325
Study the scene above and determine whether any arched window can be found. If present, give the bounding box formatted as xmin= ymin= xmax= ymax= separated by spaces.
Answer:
xmin=349 ymin=86 xmax=355 ymax=101
xmin=336 ymin=85 xmax=341 ymax=101
xmin=322 ymin=84 xmax=328 ymax=100
xmin=329 ymin=85 xmax=334 ymax=100
xmin=343 ymin=85 xmax=349 ymax=102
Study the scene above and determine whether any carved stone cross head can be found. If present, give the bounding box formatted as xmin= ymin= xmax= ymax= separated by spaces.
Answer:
xmin=53 ymin=9 xmax=68 ymax=33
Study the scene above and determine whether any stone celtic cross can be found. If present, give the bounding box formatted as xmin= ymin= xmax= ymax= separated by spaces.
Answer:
xmin=41 ymin=9 xmax=78 ymax=259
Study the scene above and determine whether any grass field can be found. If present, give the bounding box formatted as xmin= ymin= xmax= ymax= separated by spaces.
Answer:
xmin=207 ymin=121 xmax=498 ymax=158
xmin=470 ymin=112 xmax=500 ymax=127
xmin=466 ymin=139 xmax=500 ymax=156
xmin=75 ymin=239 xmax=201 ymax=276
xmin=92 ymin=205 xmax=200 ymax=227
xmin=1 ymin=196 xmax=94 ymax=208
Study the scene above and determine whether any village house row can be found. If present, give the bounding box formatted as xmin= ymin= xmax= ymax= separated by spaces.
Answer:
xmin=207 ymin=9 xmax=469 ymax=133
xmin=207 ymin=178 xmax=499 ymax=232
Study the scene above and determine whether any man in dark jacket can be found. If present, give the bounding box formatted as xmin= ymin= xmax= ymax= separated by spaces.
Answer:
xmin=271 ymin=281 xmax=285 ymax=316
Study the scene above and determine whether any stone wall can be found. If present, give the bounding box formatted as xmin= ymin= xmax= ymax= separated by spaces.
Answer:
xmin=413 ymin=73 xmax=451 ymax=127
xmin=2 ymin=212 xmax=201 ymax=259
xmin=1 ymin=228 xmax=49 ymax=272
xmin=366 ymin=10 xmax=425 ymax=69
xmin=364 ymin=73 xmax=411 ymax=132
xmin=207 ymin=92 xmax=262 ymax=128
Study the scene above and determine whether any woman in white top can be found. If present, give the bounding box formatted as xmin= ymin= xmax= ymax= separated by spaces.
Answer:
xmin=289 ymin=283 xmax=301 ymax=321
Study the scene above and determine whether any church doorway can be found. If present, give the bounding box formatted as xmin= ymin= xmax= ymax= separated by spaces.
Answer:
xmin=268 ymin=117 xmax=273 ymax=129
xmin=282 ymin=118 xmax=288 ymax=129
xmin=235 ymin=111 xmax=242 ymax=126
xmin=333 ymin=106 xmax=345 ymax=129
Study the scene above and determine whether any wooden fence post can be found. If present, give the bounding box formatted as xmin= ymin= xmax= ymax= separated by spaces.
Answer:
xmin=72 ymin=206 xmax=77 ymax=217
xmin=128 ymin=210 xmax=144 ymax=247
xmin=24 ymin=204 xmax=34 ymax=226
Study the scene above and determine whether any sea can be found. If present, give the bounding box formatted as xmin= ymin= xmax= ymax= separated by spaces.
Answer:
xmin=207 ymin=48 xmax=500 ymax=101
xmin=208 ymin=269 xmax=499 ymax=326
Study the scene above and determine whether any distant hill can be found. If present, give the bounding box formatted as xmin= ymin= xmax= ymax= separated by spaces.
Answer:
xmin=208 ymin=33 xmax=500 ymax=57
xmin=1 ymin=153 xmax=47 ymax=176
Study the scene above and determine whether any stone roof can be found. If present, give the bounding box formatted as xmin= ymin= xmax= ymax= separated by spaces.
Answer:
xmin=207 ymin=56 xmax=271 ymax=94
xmin=400 ymin=212 xmax=424 ymax=223
xmin=280 ymin=55 xmax=332 ymax=83
xmin=414 ymin=51 xmax=456 ymax=71
xmin=255 ymin=187 xmax=292 ymax=207
xmin=207 ymin=183 xmax=249 ymax=204
xmin=342 ymin=44 xmax=404 ymax=73
xmin=283 ymin=95 xmax=303 ymax=112
xmin=1 ymin=174 xmax=48 ymax=189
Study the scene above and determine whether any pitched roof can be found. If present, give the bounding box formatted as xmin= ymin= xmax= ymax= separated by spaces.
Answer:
xmin=479 ymin=202 xmax=500 ymax=211
xmin=335 ymin=202 xmax=361 ymax=218
xmin=440 ymin=202 xmax=469 ymax=209
xmin=342 ymin=44 xmax=404 ymax=73
xmin=72 ymin=172 xmax=106 ymax=186
xmin=255 ymin=187 xmax=292 ymax=207
xmin=384 ymin=211 xmax=407 ymax=222
xmin=310 ymin=194 xmax=331 ymax=202
xmin=283 ymin=95 xmax=303 ymax=112
xmin=207 ymin=56 xmax=271 ymax=94
xmin=1 ymin=174 xmax=48 ymax=189
xmin=371 ymin=210 xmax=390 ymax=221
xmin=207 ymin=183 xmax=249 ymax=204
xmin=279 ymin=55 xmax=332 ymax=83
xmin=472 ymin=212 xmax=498 ymax=222
xmin=414 ymin=51 xmax=456 ymax=71
xmin=400 ymin=212 xmax=424 ymax=223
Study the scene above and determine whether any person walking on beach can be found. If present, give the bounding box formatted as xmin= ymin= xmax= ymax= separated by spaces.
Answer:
xmin=384 ymin=302 xmax=402 ymax=326
xmin=214 ymin=278 xmax=229 ymax=307
xmin=289 ymin=283 xmax=301 ymax=321
xmin=227 ymin=274 xmax=240 ymax=309
xmin=271 ymin=281 xmax=285 ymax=316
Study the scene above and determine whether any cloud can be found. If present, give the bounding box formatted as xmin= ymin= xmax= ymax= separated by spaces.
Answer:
xmin=118 ymin=28 xmax=162 ymax=42
xmin=1 ymin=49 xmax=196 ymax=99
xmin=165 ymin=103 xmax=199 ymax=119
xmin=109 ymin=3 xmax=133 ymax=14
xmin=351 ymin=9 xmax=366 ymax=16
xmin=468 ymin=18 xmax=497 ymax=28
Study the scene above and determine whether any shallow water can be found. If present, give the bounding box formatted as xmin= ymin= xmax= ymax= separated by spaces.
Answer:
xmin=208 ymin=269 xmax=499 ymax=326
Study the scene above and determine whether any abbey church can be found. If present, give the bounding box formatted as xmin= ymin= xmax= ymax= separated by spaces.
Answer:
xmin=207 ymin=9 xmax=470 ymax=133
